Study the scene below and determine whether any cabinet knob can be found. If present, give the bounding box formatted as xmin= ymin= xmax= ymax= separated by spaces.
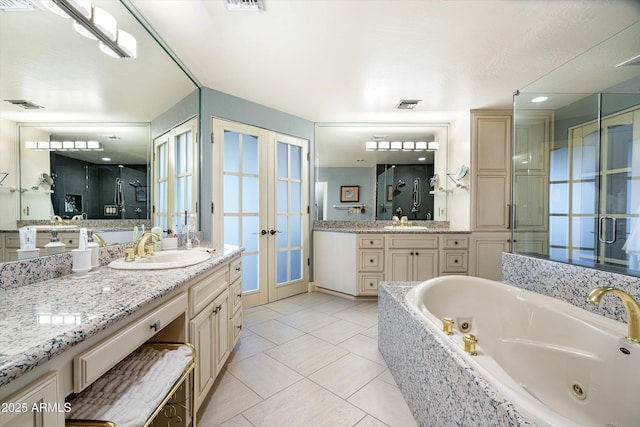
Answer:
xmin=369 ymin=258 xmax=374 ymax=263
xmin=369 ymin=282 xmax=374 ymax=287
xmin=454 ymin=259 xmax=459 ymax=264
xmin=235 ymin=266 xmax=241 ymax=272
xmin=454 ymin=241 xmax=459 ymax=245
xmin=415 ymin=251 xmax=420 ymax=256
xmin=149 ymin=321 xmax=161 ymax=332
xmin=369 ymin=240 xmax=374 ymax=244
xmin=410 ymin=251 xmax=414 ymax=256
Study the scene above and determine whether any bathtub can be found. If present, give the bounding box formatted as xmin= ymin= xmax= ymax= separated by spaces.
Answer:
xmin=404 ymin=275 xmax=639 ymax=427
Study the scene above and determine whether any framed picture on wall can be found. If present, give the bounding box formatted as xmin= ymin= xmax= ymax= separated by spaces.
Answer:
xmin=340 ymin=185 xmax=360 ymax=202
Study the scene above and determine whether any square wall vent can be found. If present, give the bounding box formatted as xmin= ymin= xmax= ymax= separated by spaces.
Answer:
xmin=395 ymin=99 xmax=422 ymax=110
xmin=225 ymin=0 xmax=265 ymax=11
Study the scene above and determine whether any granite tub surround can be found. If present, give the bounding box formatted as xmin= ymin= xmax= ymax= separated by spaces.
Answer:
xmin=0 ymin=245 xmax=242 ymax=387
xmin=378 ymin=282 xmax=534 ymax=426
xmin=314 ymin=220 xmax=464 ymax=233
xmin=502 ymin=253 xmax=640 ymax=324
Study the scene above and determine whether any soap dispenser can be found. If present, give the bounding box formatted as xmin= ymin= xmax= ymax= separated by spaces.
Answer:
xmin=44 ymin=230 xmax=66 ymax=255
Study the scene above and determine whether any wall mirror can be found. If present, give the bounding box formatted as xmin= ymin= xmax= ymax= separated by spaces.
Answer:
xmin=0 ymin=0 xmax=198 ymax=223
xmin=315 ymin=123 xmax=449 ymax=222
xmin=512 ymin=20 xmax=640 ymax=277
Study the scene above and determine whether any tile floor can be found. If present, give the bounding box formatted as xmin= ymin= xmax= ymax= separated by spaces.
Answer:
xmin=198 ymin=291 xmax=418 ymax=427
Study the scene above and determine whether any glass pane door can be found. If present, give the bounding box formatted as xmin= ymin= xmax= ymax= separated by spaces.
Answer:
xmin=270 ymin=135 xmax=308 ymax=300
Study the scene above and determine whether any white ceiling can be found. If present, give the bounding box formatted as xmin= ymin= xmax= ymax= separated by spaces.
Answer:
xmin=2 ymin=1 xmax=640 ymax=167
xmin=131 ymin=0 xmax=640 ymax=124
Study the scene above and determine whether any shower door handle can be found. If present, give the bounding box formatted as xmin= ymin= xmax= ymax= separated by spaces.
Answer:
xmin=598 ymin=216 xmax=617 ymax=244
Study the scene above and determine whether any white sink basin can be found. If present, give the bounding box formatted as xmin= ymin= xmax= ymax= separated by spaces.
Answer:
xmin=108 ymin=249 xmax=210 ymax=270
xmin=383 ymin=225 xmax=429 ymax=230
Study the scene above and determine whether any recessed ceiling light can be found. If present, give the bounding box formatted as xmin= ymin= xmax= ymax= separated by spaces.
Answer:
xmin=531 ymin=96 xmax=548 ymax=103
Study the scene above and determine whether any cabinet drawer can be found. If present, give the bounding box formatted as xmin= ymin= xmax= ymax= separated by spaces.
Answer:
xmin=189 ymin=265 xmax=229 ymax=318
xmin=441 ymin=235 xmax=469 ymax=249
xmin=359 ymin=250 xmax=384 ymax=271
xmin=441 ymin=251 xmax=468 ymax=273
xmin=58 ymin=232 xmax=80 ymax=248
xmin=230 ymin=309 xmax=243 ymax=349
xmin=358 ymin=273 xmax=383 ymax=294
xmin=229 ymin=256 xmax=242 ymax=284
xmin=358 ymin=235 xmax=384 ymax=249
xmin=230 ymin=278 xmax=243 ymax=314
xmin=5 ymin=234 xmax=51 ymax=248
xmin=74 ymin=292 xmax=187 ymax=392
xmin=387 ymin=235 xmax=438 ymax=249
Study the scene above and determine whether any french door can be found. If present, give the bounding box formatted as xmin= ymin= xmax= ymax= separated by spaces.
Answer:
xmin=212 ymin=119 xmax=309 ymax=306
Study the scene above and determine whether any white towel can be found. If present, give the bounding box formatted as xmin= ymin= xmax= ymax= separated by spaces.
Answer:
xmin=67 ymin=345 xmax=192 ymax=427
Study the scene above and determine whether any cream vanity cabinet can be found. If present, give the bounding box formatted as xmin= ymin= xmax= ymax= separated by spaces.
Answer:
xmin=386 ymin=234 xmax=439 ymax=282
xmin=439 ymin=235 xmax=469 ymax=274
xmin=189 ymin=264 xmax=230 ymax=410
xmin=470 ymin=109 xmax=513 ymax=280
xmin=0 ymin=373 xmax=62 ymax=427
xmin=2 ymin=231 xmax=78 ymax=261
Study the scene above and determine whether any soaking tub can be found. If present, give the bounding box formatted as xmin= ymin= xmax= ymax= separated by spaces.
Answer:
xmin=403 ymin=275 xmax=639 ymax=427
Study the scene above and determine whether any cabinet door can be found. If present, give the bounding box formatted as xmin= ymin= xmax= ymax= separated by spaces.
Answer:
xmin=386 ymin=249 xmax=413 ymax=281
xmin=190 ymin=305 xmax=215 ymax=410
xmin=213 ymin=290 xmax=230 ymax=376
xmin=414 ymin=251 xmax=438 ymax=281
xmin=471 ymin=233 xmax=510 ymax=280
xmin=0 ymin=373 xmax=61 ymax=427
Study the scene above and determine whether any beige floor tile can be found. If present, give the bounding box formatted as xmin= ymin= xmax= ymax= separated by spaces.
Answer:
xmin=243 ymin=379 xmax=367 ymax=427
xmin=227 ymin=353 xmax=303 ymax=399
xmin=355 ymin=415 xmax=390 ymax=427
xmin=216 ymin=414 xmax=253 ymax=427
xmin=227 ymin=332 xmax=276 ymax=363
xmin=264 ymin=298 xmax=306 ymax=315
xmin=361 ymin=324 xmax=378 ymax=340
xmin=348 ymin=378 xmax=418 ymax=427
xmin=265 ymin=334 xmax=348 ymax=376
xmin=308 ymin=353 xmax=386 ymax=399
xmin=243 ymin=306 xmax=282 ymax=329
xmin=333 ymin=308 xmax=378 ymax=327
xmin=311 ymin=298 xmax=361 ymax=314
xmin=277 ymin=309 xmax=339 ymax=333
xmin=310 ymin=319 xmax=367 ymax=345
xmin=376 ymin=369 xmax=398 ymax=387
xmin=339 ymin=333 xmax=387 ymax=366
xmin=198 ymin=370 xmax=262 ymax=426
xmin=247 ymin=319 xmax=305 ymax=344
xmin=286 ymin=291 xmax=340 ymax=307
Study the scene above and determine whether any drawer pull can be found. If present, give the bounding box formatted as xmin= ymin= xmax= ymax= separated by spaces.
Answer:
xmin=454 ymin=241 xmax=459 ymax=245
xmin=369 ymin=258 xmax=374 ymax=263
xmin=369 ymin=240 xmax=374 ymax=245
xmin=149 ymin=321 xmax=161 ymax=332
xmin=454 ymin=259 xmax=459 ymax=264
xmin=212 ymin=304 xmax=223 ymax=314
xmin=369 ymin=282 xmax=374 ymax=287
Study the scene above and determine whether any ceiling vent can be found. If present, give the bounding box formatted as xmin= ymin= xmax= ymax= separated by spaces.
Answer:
xmin=616 ymin=54 xmax=640 ymax=67
xmin=395 ymin=99 xmax=422 ymax=110
xmin=0 ymin=0 xmax=37 ymax=11
xmin=4 ymin=99 xmax=43 ymax=109
xmin=225 ymin=0 xmax=265 ymax=11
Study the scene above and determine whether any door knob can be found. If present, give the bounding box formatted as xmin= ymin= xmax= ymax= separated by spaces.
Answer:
xmin=261 ymin=229 xmax=268 ymax=235
xmin=269 ymin=229 xmax=281 ymax=235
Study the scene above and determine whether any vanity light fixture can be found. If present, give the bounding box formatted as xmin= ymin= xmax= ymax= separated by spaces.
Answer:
xmin=25 ymin=140 xmax=103 ymax=151
xmin=41 ymin=0 xmax=137 ymax=58
xmin=364 ymin=139 xmax=439 ymax=152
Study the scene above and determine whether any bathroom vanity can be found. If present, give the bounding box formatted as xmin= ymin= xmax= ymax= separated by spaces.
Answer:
xmin=313 ymin=221 xmax=469 ymax=297
xmin=0 ymin=245 xmax=243 ymax=426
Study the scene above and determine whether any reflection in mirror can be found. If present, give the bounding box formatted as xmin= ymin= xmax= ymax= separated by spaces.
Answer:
xmin=19 ymin=123 xmax=150 ymax=220
xmin=315 ymin=124 xmax=448 ymax=221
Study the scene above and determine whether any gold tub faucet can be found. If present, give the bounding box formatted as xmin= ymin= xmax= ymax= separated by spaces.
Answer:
xmin=588 ymin=287 xmax=640 ymax=344
xmin=135 ymin=232 xmax=161 ymax=258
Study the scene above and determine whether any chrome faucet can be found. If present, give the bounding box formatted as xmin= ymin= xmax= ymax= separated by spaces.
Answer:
xmin=588 ymin=287 xmax=640 ymax=344
xmin=135 ymin=232 xmax=161 ymax=258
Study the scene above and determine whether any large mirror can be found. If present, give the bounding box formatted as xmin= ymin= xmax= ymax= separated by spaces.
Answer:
xmin=315 ymin=123 xmax=449 ymax=221
xmin=0 ymin=0 xmax=198 ymax=222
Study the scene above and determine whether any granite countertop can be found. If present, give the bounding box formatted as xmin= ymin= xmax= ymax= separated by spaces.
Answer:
xmin=0 ymin=245 xmax=243 ymax=387
xmin=313 ymin=227 xmax=470 ymax=234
